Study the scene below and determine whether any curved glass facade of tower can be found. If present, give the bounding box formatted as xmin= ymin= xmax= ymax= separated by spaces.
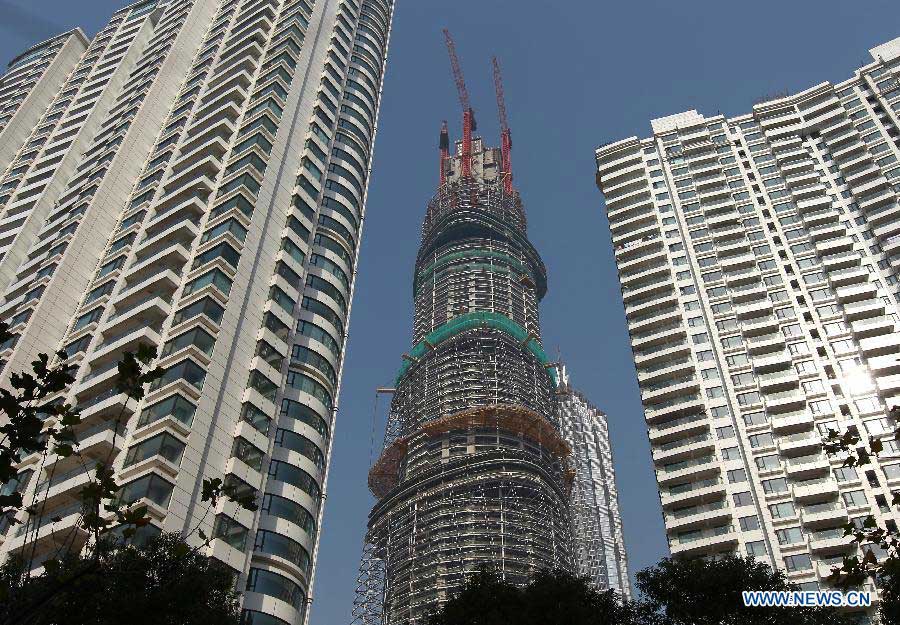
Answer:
xmin=352 ymin=137 xmax=574 ymax=625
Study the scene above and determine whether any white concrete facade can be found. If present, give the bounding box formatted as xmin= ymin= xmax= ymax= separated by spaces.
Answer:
xmin=0 ymin=1 xmax=395 ymax=624
xmin=0 ymin=29 xmax=88 ymax=178
xmin=596 ymin=35 xmax=900 ymax=609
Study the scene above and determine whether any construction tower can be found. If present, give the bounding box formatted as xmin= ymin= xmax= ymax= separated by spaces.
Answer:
xmin=350 ymin=38 xmax=575 ymax=625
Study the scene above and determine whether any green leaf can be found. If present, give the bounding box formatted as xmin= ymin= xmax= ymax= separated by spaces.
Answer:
xmin=201 ymin=478 xmax=222 ymax=504
xmin=42 ymin=559 xmax=60 ymax=576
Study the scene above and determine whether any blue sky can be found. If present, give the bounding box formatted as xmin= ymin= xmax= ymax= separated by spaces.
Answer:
xmin=3 ymin=0 xmax=900 ymax=623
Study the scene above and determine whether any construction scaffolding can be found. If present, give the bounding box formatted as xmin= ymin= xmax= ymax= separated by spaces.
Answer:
xmin=354 ymin=440 xmax=573 ymax=625
xmin=351 ymin=42 xmax=575 ymax=624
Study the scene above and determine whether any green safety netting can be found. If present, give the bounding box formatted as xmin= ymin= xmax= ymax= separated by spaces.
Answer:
xmin=415 ymin=249 xmax=530 ymax=291
xmin=395 ymin=311 xmax=558 ymax=387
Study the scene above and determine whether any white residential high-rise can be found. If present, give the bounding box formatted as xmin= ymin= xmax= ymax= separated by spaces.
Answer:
xmin=0 ymin=1 xmax=395 ymax=624
xmin=557 ymin=367 xmax=630 ymax=598
xmin=596 ymin=35 xmax=900 ymax=599
xmin=0 ymin=29 xmax=89 ymax=178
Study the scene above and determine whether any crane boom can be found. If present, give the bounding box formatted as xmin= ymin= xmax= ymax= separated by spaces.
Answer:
xmin=443 ymin=29 xmax=475 ymax=179
xmin=443 ymin=29 xmax=470 ymax=112
xmin=492 ymin=56 xmax=513 ymax=194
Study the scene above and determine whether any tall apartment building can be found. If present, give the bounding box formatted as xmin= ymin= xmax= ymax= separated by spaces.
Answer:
xmin=595 ymin=35 xmax=900 ymax=598
xmin=0 ymin=1 xmax=395 ymax=624
xmin=352 ymin=120 xmax=573 ymax=623
xmin=0 ymin=29 xmax=89 ymax=177
xmin=557 ymin=367 xmax=630 ymax=597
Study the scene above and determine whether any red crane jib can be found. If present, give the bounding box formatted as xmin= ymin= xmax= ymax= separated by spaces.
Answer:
xmin=443 ymin=29 xmax=474 ymax=179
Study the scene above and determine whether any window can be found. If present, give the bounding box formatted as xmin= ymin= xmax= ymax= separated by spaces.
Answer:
xmin=842 ymin=490 xmax=868 ymax=507
xmin=716 ymin=319 xmax=738 ymax=332
xmin=123 ymin=432 xmax=185 ymax=468
xmin=232 ymin=437 xmax=264 ymax=471
xmin=116 ymin=473 xmax=174 ymax=508
xmin=172 ymin=296 xmax=224 ymax=327
xmin=274 ymin=428 xmax=326 ymax=471
xmin=756 ymin=455 xmax=780 ymax=471
xmin=743 ymin=411 xmax=767 ymax=426
xmin=261 ymin=493 xmax=316 ymax=537
xmin=701 ymin=368 xmax=719 ymax=380
xmin=769 ymin=502 xmax=796 ymax=519
xmin=184 ymin=268 xmax=232 ymax=297
xmin=137 ymin=394 xmax=196 ymax=428
xmin=739 ymin=516 xmax=760 ymax=531
xmin=727 ymin=353 xmax=749 ymax=367
xmin=149 ymin=359 xmax=207 ymax=392
xmin=749 ymin=433 xmax=774 ymax=448
xmin=731 ymin=372 xmax=754 ymax=386
xmin=834 ymin=466 xmax=859 ymax=482
xmin=285 ymin=370 xmax=333 ymax=411
xmin=802 ymin=379 xmax=826 ymax=395
xmin=722 ymin=336 xmax=744 ymax=349
xmin=784 ymin=554 xmax=812 ymax=572
xmin=706 ymin=386 xmax=724 ymax=399
xmin=268 ymin=459 xmax=320 ymax=499
xmin=245 ymin=568 xmax=306 ymax=612
xmin=733 ymin=491 xmax=753 ymax=507
xmin=776 ymin=526 xmax=804 ymax=545
xmin=762 ymin=477 xmax=788 ymax=494
xmin=809 ymin=399 xmax=832 ymax=415
xmin=254 ymin=529 xmax=311 ymax=575
xmin=213 ymin=514 xmax=248 ymax=550
xmin=727 ymin=469 xmax=747 ymax=483
xmin=737 ymin=391 xmax=761 ymax=407
xmin=161 ymin=327 xmax=216 ymax=358
xmin=722 ymin=446 xmax=740 ymax=460
xmin=279 ymin=398 xmax=329 ymax=438
xmin=855 ymin=396 xmax=882 ymax=413
xmin=746 ymin=541 xmax=767 ymax=557
xmin=242 ymin=402 xmax=272 ymax=435
xmin=716 ymin=426 xmax=735 ymax=439
xmin=794 ymin=361 xmax=817 ymax=375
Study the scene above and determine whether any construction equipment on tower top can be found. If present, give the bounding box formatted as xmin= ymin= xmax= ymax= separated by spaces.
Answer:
xmin=443 ymin=29 xmax=475 ymax=179
xmin=438 ymin=120 xmax=449 ymax=187
xmin=492 ymin=56 xmax=514 ymax=195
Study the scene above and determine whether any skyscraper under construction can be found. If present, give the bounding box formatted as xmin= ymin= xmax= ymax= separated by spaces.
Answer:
xmin=351 ymin=36 xmax=574 ymax=625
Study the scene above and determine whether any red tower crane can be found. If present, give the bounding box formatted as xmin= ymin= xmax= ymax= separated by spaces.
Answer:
xmin=492 ymin=56 xmax=513 ymax=195
xmin=443 ymin=29 xmax=475 ymax=179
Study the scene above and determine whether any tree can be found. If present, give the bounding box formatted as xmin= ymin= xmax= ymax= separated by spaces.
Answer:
xmin=0 ymin=533 xmax=240 ymax=625
xmin=821 ymin=412 xmax=900 ymax=625
xmin=636 ymin=555 xmax=854 ymax=625
xmin=427 ymin=567 xmax=645 ymax=625
xmin=0 ymin=320 xmax=255 ymax=624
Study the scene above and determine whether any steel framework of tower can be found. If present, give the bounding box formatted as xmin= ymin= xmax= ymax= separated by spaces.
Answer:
xmin=350 ymin=37 xmax=575 ymax=625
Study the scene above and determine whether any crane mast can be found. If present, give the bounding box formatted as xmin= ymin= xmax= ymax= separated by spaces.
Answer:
xmin=443 ymin=29 xmax=475 ymax=179
xmin=492 ymin=56 xmax=513 ymax=194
